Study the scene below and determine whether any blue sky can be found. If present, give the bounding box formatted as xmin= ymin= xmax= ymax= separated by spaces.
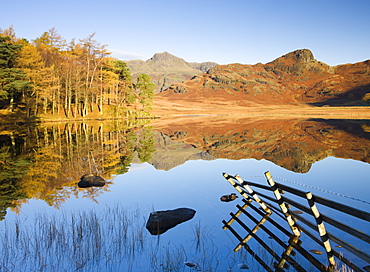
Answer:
xmin=1 ymin=0 xmax=369 ymax=66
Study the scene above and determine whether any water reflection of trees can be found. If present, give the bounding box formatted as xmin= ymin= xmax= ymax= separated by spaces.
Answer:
xmin=0 ymin=120 xmax=156 ymax=219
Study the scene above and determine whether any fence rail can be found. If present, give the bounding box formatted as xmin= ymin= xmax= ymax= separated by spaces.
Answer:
xmin=222 ymin=171 xmax=370 ymax=272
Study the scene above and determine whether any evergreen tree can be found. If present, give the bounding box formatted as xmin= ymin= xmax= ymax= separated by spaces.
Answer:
xmin=113 ymin=60 xmax=135 ymax=105
xmin=135 ymin=73 xmax=155 ymax=111
xmin=0 ymin=36 xmax=30 ymax=110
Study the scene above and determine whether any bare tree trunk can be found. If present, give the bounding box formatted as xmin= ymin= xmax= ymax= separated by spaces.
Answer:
xmin=43 ymin=97 xmax=48 ymax=114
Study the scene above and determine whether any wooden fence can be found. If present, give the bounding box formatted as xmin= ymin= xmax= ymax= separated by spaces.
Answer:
xmin=222 ymin=171 xmax=370 ymax=272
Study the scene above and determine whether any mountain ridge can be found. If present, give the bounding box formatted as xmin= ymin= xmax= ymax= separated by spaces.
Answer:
xmin=158 ymin=49 xmax=370 ymax=106
xmin=125 ymin=52 xmax=218 ymax=92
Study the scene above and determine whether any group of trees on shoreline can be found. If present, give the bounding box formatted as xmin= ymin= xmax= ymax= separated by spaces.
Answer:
xmin=0 ymin=26 xmax=155 ymax=119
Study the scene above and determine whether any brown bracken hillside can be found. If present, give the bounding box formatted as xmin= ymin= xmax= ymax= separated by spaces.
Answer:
xmin=155 ymin=49 xmax=370 ymax=113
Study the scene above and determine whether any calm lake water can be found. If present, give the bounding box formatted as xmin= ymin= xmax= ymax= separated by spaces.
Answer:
xmin=0 ymin=117 xmax=369 ymax=271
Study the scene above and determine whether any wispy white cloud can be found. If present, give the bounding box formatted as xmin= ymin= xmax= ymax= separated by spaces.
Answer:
xmin=109 ymin=48 xmax=146 ymax=61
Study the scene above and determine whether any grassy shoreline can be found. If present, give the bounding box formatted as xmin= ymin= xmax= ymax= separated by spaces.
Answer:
xmin=1 ymin=105 xmax=370 ymax=125
xmin=0 ymin=108 xmax=157 ymax=126
xmin=152 ymin=105 xmax=370 ymax=120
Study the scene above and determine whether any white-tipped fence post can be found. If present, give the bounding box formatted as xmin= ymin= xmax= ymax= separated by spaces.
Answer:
xmin=223 ymin=173 xmax=251 ymax=200
xmin=235 ymin=174 xmax=272 ymax=214
xmin=306 ymin=192 xmax=336 ymax=267
xmin=265 ymin=171 xmax=301 ymax=237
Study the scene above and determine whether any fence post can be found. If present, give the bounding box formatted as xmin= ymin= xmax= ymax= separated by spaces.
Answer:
xmin=265 ymin=171 xmax=301 ymax=237
xmin=223 ymin=173 xmax=251 ymax=200
xmin=235 ymin=175 xmax=272 ymax=214
xmin=306 ymin=192 xmax=336 ymax=267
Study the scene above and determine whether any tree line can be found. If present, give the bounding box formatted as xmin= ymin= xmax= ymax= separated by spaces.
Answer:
xmin=0 ymin=26 xmax=155 ymax=119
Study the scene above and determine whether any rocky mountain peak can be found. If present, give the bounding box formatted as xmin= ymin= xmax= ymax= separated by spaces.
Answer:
xmin=264 ymin=48 xmax=331 ymax=76
xmin=267 ymin=49 xmax=316 ymax=66
xmin=149 ymin=52 xmax=187 ymax=64
xmin=126 ymin=52 xmax=218 ymax=92
xmin=288 ymin=49 xmax=315 ymax=63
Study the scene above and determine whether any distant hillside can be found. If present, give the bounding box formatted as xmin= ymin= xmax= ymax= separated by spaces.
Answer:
xmin=158 ymin=49 xmax=370 ymax=106
xmin=125 ymin=52 xmax=218 ymax=92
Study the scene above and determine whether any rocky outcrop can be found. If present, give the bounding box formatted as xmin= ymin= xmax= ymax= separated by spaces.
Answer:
xmin=264 ymin=49 xmax=332 ymax=76
xmin=126 ymin=52 xmax=218 ymax=92
xmin=189 ymin=61 xmax=219 ymax=72
xmin=158 ymin=49 xmax=370 ymax=106
xmin=167 ymin=84 xmax=188 ymax=94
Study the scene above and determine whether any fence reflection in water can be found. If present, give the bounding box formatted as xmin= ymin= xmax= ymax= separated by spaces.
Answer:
xmin=222 ymin=172 xmax=370 ymax=272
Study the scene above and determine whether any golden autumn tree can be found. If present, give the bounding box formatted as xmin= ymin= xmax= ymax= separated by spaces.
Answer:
xmin=1 ymin=27 xmax=151 ymax=119
xmin=78 ymin=33 xmax=110 ymax=117
xmin=16 ymin=40 xmax=56 ymax=117
xmin=32 ymin=28 xmax=65 ymax=115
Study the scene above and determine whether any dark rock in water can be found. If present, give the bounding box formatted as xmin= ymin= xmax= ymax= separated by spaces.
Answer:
xmin=220 ymin=193 xmax=238 ymax=202
xmin=146 ymin=208 xmax=196 ymax=235
xmin=184 ymin=262 xmax=197 ymax=268
xmin=78 ymin=174 xmax=106 ymax=188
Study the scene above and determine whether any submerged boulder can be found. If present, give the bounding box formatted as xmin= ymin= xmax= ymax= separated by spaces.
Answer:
xmin=78 ymin=174 xmax=106 ymax=188
xmin=146 ymin=208 xmax=196 ymax=235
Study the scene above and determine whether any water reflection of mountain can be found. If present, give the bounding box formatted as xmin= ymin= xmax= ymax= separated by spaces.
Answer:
xmin=145 ymin=132 xmax=215 ymax=170
xmin=150 ymin=118 xmax=370 ymax=173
